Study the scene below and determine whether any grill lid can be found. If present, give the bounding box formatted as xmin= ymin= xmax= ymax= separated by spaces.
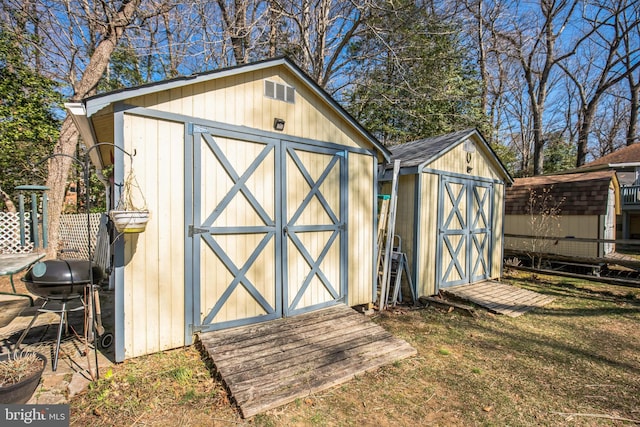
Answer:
xmin=23 ymin=259 xmax=103 ymax=285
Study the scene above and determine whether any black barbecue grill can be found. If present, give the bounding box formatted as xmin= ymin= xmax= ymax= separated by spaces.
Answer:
xmin=16 ymin=260 xmax=104 ymax=371
xmin=22 ymin=260 xmax=103 ymax=299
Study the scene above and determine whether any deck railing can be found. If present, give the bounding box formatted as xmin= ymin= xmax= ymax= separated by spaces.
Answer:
xmin=621 ymin=185 xmax=640 ymax=206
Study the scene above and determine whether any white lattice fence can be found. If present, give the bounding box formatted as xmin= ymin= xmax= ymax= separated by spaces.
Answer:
xmin=0 ymin=212 xmax=35 ymax=254
xmin=58 ymin=213 xmax=103 ymax=260
xmin=0 ymin=212 xmax=106 ymax=257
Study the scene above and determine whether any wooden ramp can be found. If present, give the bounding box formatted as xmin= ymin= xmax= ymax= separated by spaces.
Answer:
xmin=443 ymin=280 xmax=555 ymax=317
xmin=198 ymin=304 xmax=416 ymax=418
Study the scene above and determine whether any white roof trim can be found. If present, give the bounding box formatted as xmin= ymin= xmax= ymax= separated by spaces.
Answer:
xmin=83 ymin=60 xmax=285 ymax=117
xmin=64 ymin=102 xmax=103 ymax=169
xmin=80 ymin=57 xmax=390 ymax=161
xmin=608 ymin=162 xmax=640 ymax=168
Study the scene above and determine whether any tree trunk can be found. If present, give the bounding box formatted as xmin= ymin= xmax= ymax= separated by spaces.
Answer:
xmin=576 ymin=125 xmax=589 ymax=167
xmin=216 ymin=0 xmax=249 ymax=64
xmin=532 ymin=108 xmax=545 ymax=175
xmin=474 ymin=0 xmax=488 ymax=115
xmin=268 ymin=2 xmax=279 ymax=57
xmin=44 ymin=118 xmax=79 ymax=258
xmin=44 ymin=0 xmax=141 ymax=259
xmin=576 ymin=103 xmax=598 ymax=167
xmin=1 ymin=187 xmax=17 ymax=213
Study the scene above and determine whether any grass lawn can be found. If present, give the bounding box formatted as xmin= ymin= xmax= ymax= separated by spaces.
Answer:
xmin=70 ymin=270 xmax=640 ymax=426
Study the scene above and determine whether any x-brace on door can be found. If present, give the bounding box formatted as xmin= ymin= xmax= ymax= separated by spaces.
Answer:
xmin=188 ymin=127 xmax=346 ymax=332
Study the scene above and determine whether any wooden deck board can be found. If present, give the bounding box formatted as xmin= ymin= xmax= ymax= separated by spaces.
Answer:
xmin=211 ymin=323 xmax=388 ymax=376
xmin=444 ymin=281 xmax=555 ymax=317
xmin=198 ymin=304 xmax=416 ymax=418
xmin=201 ymin=315 xmax=378 ymax=362
xmin=458 ymin=288 xmax=551 ymax=309
xmin=225 ymin=329 xmax=394 ymax=389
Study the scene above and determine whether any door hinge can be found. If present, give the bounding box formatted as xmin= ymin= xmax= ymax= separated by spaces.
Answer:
xmin=189 ymin=324 xmax=203 ymax=334
xmin=188 ymin=225 xmax=210 ymax=237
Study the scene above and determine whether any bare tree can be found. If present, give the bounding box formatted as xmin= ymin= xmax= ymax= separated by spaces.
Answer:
xmin=622 ymin=2 xmax=640 ymax=146
xmin=269 ymin=0 xmax=365 ymax=89
xmin=49 ymin=0 xmax=151 ymax=258
xmin=589 ymin=88 xmax=629 ymax=157
xmin=215 ymin=0 xmax=268 ymax=64
xmin=460 ymin=0 xmax=507 ymax=143
xmin=501 ymin=69 xmax=535 ymax=174
xmin=560 ymin=0 xmax=640 ymax=166
xmin=454 ymin=0 xmax=640 ymax=173
xmin=493 ymin=0 xmax=582 ymax=175
xmin=525 ymin=187 xmax=564 ymax=269
xmin=1 ymin=0 xmax=174 ymax=257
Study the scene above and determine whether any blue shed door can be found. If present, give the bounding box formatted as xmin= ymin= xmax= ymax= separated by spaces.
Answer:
xmin=437 ymin=176 xmax=493 ymax=289
xmin=187 ymin=126 xmax=346 ymax=333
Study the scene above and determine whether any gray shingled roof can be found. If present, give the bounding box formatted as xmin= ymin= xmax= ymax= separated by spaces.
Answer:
xmin=382 ymin=128 xmax=513 ymax=183
xmin=387 ymin=128 xmax=476 ymax=168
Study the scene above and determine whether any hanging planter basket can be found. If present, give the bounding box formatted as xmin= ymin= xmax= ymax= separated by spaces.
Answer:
xmin=109 ymin=209 xmax=150 ymax=233
xmin=109 ymin=166 xmax=150 ymax=234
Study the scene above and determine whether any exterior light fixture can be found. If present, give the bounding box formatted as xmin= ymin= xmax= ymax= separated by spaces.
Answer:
xmin=273 ymin=118 xmax=285 ymax=131
xmin=464 ymin=140 xmax=475 ymax=171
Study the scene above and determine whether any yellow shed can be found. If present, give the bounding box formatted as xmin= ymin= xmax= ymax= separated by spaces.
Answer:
xmin=380 ymin=129 xmax=512 ymax=297
xmin=66 ymin=58 xmax=390 ymax=361
xmin=504 ymin=170 xmax=620 ymax=259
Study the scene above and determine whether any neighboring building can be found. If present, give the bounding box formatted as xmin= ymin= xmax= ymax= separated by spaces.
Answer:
xmin=504 ymin=170 xmax=620 ymax=258
xmin=63 ymin=182 xmax=78 ymax=211
xmin=579 ymin=144 xmax=640 ymax=239
xmin=66 ymin=57 xmax=390 ymax=361
xmin=380 ymin=129 xmax=513 ymax=296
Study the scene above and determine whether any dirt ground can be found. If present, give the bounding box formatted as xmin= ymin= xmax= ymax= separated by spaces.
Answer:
xmin=3 ymin=271 xmax=640 ymax=426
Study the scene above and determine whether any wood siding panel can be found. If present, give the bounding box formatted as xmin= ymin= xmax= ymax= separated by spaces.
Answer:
xmin=90 ymin=114 xmax=115 ymax=163
xmin=347 ymin=153 xmax=374 ymax=306
xmin=504 ymin=215 xmax=600 ymax=258
xmin=429 ymin=141 xmax=502 ymax=181
xmin=123 ymin=115 xmax=185 ymax=358
xmin=127 ymin=68 xmax=365 ymax=151
xmin=492 ymin=184 xmax=505 ymax=278
xmin=382 ymin=175 xmax=417 ymax=298
xmin=418 ymin=173 xmax=439 ymax=297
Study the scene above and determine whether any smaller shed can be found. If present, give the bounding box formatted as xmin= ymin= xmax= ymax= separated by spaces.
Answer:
xmin=504 ymin=170 xmax=620 ymax=258
xmin=380 ymin=129 xmax=513 ymax=297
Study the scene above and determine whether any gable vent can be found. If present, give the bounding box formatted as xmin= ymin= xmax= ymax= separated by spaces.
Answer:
xmin=264 ymin=80 xmax=295 ymax=103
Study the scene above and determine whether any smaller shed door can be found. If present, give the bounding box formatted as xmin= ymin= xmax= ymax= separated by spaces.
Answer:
xmin=437 ymin=176 xmax=493 ymax=288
